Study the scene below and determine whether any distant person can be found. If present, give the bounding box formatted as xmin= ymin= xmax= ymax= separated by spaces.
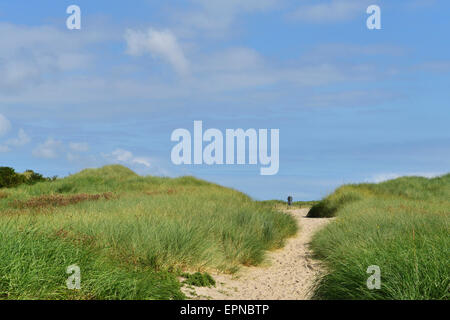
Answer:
xmin=287 ymin=196 xmax=293 ymax=206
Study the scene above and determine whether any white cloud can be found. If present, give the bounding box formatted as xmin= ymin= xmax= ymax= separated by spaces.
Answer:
xmin=0 ymin=45 xmax=399 ymax=114
xmin=370 ymin=172 xmax=444 ymax=183
xmin=32 ymin=138 xmax=63 ymax=159
xmin=125 ymin=28 xmax=189 ymax=75
xmin=0 ymin=23 xmax=109 ymax=93
xmin=0 ymin=115 xmax=30 ymax=152
xmin=69 ymin=142 xmax=89 ymax=152
xmin=131 ymin=157 xmax=152 ymax=168
xmin=7 ymin=128 xmax=31 ymax=147
xmin=290 ymin=0 xmax=370 ymax=23
xmin=31 ymin=142 xmax=149 ymax=171
xmin=0 ymin=56 xmax=394 ymax=112
xmin=0 ymin=19 xmax=408 ymax=115
xmin=104 ymin=148 xmax=151 ymax=168
xmin=0 ymin=114 xmax=11 ymax=136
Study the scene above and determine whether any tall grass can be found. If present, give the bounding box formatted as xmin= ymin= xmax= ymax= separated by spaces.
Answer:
xmin=260 ymin=200 xmax=320 ymax=210
xmin=0 ymin=165 xmax=296 ymax=300
xmin=309 ymin=174 xmax=450 ymax=300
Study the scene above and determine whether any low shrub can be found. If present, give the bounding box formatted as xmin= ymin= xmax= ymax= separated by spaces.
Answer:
xmin=181 ymin=272 xmax=216 ymax=287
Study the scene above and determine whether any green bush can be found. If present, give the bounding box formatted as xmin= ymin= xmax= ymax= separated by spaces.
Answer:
xmin=22 ymin=170 xmax=48 ymax=185
xmin=0 ymin=167 xmax=22 ymax=188
xmin=0 ymin=167 xmax=52 ymax=189
xmin=181 ymin=272 xmax=216 ymax=287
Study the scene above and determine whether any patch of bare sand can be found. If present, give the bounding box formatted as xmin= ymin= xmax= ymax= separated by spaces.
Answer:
xmin=182 ymin=208 xmax=331 ymax=300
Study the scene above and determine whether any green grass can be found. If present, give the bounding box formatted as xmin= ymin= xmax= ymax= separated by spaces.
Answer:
xmin=0 ymin=165 xmax=297 ymax=300
xmin=309 ymin=174 xmax=450 ymax=300
xmin=181 ymin=272 xmax=216 ymax=288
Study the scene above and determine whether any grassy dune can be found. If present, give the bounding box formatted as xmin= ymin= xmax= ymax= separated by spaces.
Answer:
xmin=309 ymin=174 xmax=450 ymax=300
xmin=0 ymin=165 xmax=296 ymax=300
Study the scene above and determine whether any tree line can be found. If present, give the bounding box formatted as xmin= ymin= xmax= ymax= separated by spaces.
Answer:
xmin=0 ymin=167 xmax=56 ymax=188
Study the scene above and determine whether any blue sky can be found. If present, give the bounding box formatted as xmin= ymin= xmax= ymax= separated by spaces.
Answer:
xmin=0 ymin=0 xmax=449 ymax=200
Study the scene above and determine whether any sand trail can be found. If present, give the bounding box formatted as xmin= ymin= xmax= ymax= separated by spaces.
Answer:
xmin=183 ymin=208 xmax=331 ymax=300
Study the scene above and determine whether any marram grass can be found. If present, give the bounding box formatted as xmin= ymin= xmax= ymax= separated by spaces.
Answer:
xmin=309 ymin=174 xmax=450 ymax=300
xmin=0 ymin=165 xmax=297 ymax=300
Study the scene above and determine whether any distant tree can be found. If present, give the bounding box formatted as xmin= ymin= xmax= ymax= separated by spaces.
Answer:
xmin=23 ymin=170 xmax=47 ymax=185
xmin=0 ymin=167 xmax=22 ymax=188
xmin=0 ymin=167 xmax=53 ymax=188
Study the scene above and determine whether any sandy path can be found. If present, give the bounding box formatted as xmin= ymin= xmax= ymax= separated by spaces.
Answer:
xmin=182 ymin=208 xmax=331 ymax=300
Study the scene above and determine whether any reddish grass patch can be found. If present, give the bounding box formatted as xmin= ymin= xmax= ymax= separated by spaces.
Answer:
xmin=0 ymin=192 xmax=8 ymax=199
xmin=11 ymin=192 xmax=114 ymax=209
xmin=144 ymin=189 xmax=177 ymax=196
